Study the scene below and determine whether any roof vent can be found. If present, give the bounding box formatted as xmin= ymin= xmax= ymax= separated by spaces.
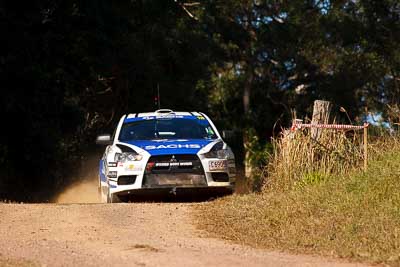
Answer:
xmin=155 ymin=109 xmax=174 ymax=114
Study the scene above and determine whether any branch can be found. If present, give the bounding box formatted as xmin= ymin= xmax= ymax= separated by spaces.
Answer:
xmin=182 ymin=2 xmax=200 ymax=7
xmin=174 ymin=0 xmax=199 ymax=20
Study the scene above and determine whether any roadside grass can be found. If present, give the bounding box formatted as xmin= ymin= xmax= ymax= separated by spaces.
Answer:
xmin=196 ymin=135 xmax=400 ymax=266
xmin=265 ymin=127 xmax=364 ymax=191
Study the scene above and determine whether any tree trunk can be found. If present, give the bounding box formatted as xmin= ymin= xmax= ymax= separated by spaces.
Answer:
xmin=242 ymin=10 xmax=257 ymax=180
xmin=243 ymin=69 xmax=254 ymax=178
xmin=311 ymin=100 xmax=331 ymax=140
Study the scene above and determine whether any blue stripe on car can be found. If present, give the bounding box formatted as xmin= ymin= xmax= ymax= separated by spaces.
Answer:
xmin=123 ymin=139 xmax=214 ymax=156
xmin=99 ymin=159 xmax=107 ymax=182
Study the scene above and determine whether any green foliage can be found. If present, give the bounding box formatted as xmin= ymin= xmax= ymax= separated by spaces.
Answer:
xmin=244 ymin=129 xmax=273 ymax=191
xmin=295 ymin=172 xmax=329 ymax=188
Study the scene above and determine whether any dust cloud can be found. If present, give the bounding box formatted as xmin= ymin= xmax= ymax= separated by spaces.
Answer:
xmin=54 ymin=154 xmax=101 ymax=204
xmin=54 ymin=179 xmax=100 ymax=203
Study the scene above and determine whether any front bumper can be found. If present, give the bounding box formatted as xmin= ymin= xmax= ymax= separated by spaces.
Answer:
xmin=104 ymin=154 xmax=236 ymax=196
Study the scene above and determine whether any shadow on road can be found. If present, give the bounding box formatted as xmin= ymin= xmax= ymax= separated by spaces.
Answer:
xmin=118 ymin=190 xmax=232 ymax=203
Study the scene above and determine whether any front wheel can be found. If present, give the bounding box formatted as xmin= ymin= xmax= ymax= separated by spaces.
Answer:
xmin=106 ymin=188 xmax=120 ymax=203
xmin=99 ymin=183 xmax=108 ymax=203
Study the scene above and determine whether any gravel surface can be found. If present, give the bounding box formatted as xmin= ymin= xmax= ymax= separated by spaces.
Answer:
xmin=0 ymin=203 xmax=368 ymax=267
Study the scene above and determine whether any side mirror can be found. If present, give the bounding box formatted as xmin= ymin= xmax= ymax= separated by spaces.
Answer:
xmin=96 ymin=134 xmax=112 ymax=145
xmin=222 ymin=130 xmax=235 ymax=140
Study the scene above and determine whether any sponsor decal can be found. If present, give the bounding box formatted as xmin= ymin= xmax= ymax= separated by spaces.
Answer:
xmin=157 ymin=115 xmax=183 ymax=119
xmin=155 ymin=162 xmax=170 ymax=167
xmin=124 ymin=164 xmax=143 ymax=171
xmin=179 ymin=162 xmax=193 ymax=166
xmin=142 ymin=116 xmax=155 ymax=120
xmin=145 ymin=144 xmax=201 ymax=150
xmin=142 ymin=115 xmax=184 ymax=120
xmin=108 ymin=162 xmax=117 ymax=167
xmin=154 ymin=162 xmax=193 ymax=167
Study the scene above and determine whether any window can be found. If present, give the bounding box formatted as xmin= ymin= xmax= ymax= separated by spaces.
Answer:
xmin=119 ymin=118 xmax=217 ymax=141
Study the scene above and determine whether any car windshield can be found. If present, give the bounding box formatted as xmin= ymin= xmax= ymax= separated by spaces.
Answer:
xmin=119 ymin=118 xmax=218 ymax=141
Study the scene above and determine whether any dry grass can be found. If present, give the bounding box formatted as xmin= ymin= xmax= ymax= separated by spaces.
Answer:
xmin=265 ymin=127 xmax=364 ymax=191
xmin=196 ymin=132 xmax=400 ymax=266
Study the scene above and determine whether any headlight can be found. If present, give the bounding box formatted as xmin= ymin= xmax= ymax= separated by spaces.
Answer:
xmin=204 ymin=141 xmax=230 ymax=159
xmin=114 ymin=152 xmax=143 ymax=162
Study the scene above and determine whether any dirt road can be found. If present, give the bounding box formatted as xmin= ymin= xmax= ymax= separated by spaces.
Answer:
xmin=0 ymin=202 xmax=368 ymax=267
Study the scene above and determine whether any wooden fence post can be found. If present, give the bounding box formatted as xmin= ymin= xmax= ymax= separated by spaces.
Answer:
xmin=311 ymin=100 xmax=332 ymax=139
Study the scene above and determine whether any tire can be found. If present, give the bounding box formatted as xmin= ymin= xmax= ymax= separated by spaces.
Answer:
xmin=99 ymin=183 xmax=108 ymax=203
xmin=118 ymin=195 xmax=130 ymax=203
xmin=107 ymin=188 xmax=120 ymax=203
xmin=98 ymin=179 xmax=104 ymax=203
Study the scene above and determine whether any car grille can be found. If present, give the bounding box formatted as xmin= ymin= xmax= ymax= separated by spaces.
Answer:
xmin=143 ymin=154 xmax=206 ymax=187
xmin=146 ymin=154 xmax=203 ymax=174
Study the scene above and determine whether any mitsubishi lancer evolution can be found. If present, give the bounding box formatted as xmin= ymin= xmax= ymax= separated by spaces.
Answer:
xmin=96 ymin=109 xmax=236 ymax=202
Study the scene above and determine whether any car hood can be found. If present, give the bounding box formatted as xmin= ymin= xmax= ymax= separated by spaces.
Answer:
xmin=122 ymin=139 xmax=215 ymax=156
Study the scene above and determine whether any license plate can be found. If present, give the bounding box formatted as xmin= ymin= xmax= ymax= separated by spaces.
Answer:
xmin=209 ymin=160 xmax=227 ymax=171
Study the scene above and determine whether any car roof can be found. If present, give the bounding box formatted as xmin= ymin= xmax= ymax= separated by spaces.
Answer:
xmin=125 ymin=110 xmax=204 ymax=119
xmin=120 ymin=109 xmax=220 ymax=138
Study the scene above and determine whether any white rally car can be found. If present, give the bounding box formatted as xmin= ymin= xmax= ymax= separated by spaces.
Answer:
xmin=96 ymin=109 xmax=236 ymax=202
